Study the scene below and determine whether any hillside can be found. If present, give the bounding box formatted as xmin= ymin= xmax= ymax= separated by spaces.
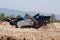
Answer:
xmin=0 ymin=8 xmax=60 ymax=20
xmin=0 ymin=8 xmax=36 ymax=16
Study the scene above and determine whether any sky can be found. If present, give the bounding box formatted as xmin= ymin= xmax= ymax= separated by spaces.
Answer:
xmin=0 ymin=0 xmax=60 ymax=14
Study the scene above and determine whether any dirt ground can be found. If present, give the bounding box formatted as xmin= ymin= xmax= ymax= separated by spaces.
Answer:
xmin=0 ymin=22 xmax=60 ymax=40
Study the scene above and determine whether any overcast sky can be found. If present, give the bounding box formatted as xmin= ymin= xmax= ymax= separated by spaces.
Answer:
xmin=0 ymin=0 xmax=60 ymax=14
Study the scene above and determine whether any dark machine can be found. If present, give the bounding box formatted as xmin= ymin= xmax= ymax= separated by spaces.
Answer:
xmin=4 ymin=14 xmax=51 ymax=29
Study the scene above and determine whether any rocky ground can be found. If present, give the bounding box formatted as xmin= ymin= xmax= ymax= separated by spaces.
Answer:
xmin=0 ymin=22 xmax=60 ymax=40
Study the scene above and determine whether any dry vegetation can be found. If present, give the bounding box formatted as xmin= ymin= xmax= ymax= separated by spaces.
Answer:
xmin=0 ymin=22 xmax=60 ymax=40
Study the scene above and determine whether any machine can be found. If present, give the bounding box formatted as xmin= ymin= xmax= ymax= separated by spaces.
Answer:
xmin=4 ymin=14 xmax=51 ymax=29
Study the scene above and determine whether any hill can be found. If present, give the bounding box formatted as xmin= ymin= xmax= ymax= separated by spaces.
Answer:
xmin=0 ymin=8 xmax=36 ymax=16
xmin=0 ymin=8 xmax=60 ymax=20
